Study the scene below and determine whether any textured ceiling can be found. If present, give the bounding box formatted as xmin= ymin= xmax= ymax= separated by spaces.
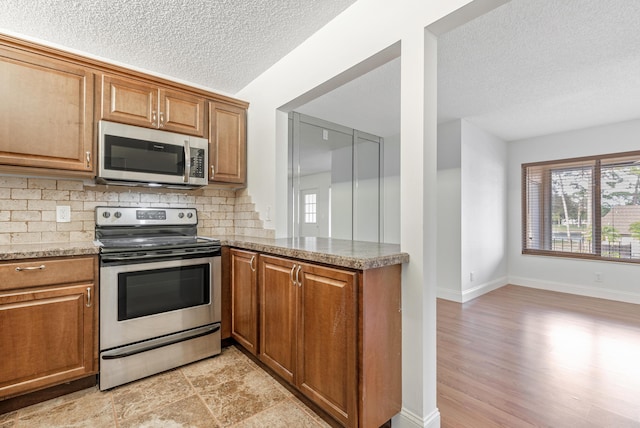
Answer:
xmin=438 ymin=0 xmax=640 ymax=141
xmin=0 ymin=0 xmax=356 ymax=95
xmin=1 ymin=0 xmax=639 ymax=142
xmin=301 ymin=0 xmax=640 ymax=142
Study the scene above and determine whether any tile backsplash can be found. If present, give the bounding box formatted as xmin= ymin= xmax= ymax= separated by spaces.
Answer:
xmin=0 ymin=176 xmax=273 ymax=245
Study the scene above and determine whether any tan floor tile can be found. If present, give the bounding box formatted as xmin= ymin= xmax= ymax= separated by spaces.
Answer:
xmin=182 ymin=347 xmax=255 ymax=388
xmin=0 ymin=411 xmax=16 ymax=425
xmin=13 ymin=389 xmax=114 ymax=428
xmin=15 ymin=386 xmax=106 ymax=418
xmin=198 ymin=369 xmax=289 ymax=425
xmin=232 ymin=399 xmax=325 ymax=428
xmin=112 ymin=369 xmax=194 ymax=422
xmin=119 ymin=395 xmax=219 ymax=428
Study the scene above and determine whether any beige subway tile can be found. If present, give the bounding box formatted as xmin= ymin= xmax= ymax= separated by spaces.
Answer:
xmin=56 ymin=222 xmax=83 ymax=232
xmin=0 ymin=234 xmax=10 ymax=245
xmin=28 ymin=222 xmax=56 ymax=232
xmin=57 ymin=180 xmax=85 ymax=191
xmin=0 ymin=177 xmax=27 ymax=188
xmin=70 ymin=231 xmax=94 ymax=242
xmin=0 ymin=222 xmax=27 ymax=233
xmin=41 ymin=211 xmax=56 ymax=222
xmin=28 ymin=178 xmax=57 ymax=189
xmin=83 ymin=201 xmax=103 ymax=211
xmin=178 ymin=195 xmax=196 ymax=204
xmin=42 ymin=231 xmax=70 ymax=243
xmin=69 ymin=201 xmax=84 ymax=210
xmin=159 ymin=194 xmax=180 ymax=203
xmin=83 ymin=220 xmax=96 ymax=231
xmin=11 ymin=232 xmax=41 ymax=243
xmin=42 ymin=190 xmax=70 ymax=201
xmin=11 ymin=188 xmax=41 ymax=200
xmin=0 ymin=188 xmax=11 ymax=198
xmin=28 ymin=200 xmax=57 ymax=211
xmin=95 ymin=191 xmax=120 ymax=202
xmin=140 ymin=193 xmax=160 ymax=203
xmin=119 ymin=192 xmax=140 ymax=203
xmin=0 ymin=211 xmax=10 ymax=222
xmin=195 ymin=196 xmax=213 ymax=205
xmin=71 ymin=190 xmax=95 ymax=201
xmin=11 ymin=211 xmax=41 ymax=222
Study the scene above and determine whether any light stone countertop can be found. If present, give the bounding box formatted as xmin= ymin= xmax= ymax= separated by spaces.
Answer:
xmin=0 ymin=237 xmax=409 ymax=270
xmin=0 ymin=241 xmax=101 ymax=261
xmin=219 ymin=236 xmax=409 ymax=270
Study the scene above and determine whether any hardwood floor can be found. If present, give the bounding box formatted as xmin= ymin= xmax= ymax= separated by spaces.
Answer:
xmin=437 ymin=285 xmax=640 ymax=428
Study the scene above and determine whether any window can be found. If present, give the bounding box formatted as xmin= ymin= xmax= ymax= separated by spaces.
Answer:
xmin=304 ymin=193 xmax=317 ymax=224
xmin=523 ymin=151 xmax=640 ymax=262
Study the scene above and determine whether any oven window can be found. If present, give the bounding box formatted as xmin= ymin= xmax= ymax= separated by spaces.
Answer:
xmin=117 ymin=264 xmax=210 ymax=321
xmin=104 ymin=135 xmax=185 ymax=176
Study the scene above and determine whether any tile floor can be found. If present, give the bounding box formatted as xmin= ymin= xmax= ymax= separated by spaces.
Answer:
xmin=0 ymin=346 xmax=331 ymax=428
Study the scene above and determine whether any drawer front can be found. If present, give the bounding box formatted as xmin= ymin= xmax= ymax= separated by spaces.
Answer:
xmin=0 ymin=256 xmax=95 ymax=291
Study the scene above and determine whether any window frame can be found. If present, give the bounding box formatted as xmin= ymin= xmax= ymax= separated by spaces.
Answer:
xmin=522 ymin=149 xmax=640 ymax=264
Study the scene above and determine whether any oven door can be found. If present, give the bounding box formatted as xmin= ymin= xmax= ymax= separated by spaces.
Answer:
xmin=100 ymin=255 xmax=221 ymax=351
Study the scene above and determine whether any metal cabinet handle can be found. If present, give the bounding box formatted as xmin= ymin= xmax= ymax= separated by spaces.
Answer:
xmin=249 ymin=255 xmax=256 ymax=272
xmin=295 ymin=265 xmax=302 ymax=287
xmin=159 ymin=111 xmax=165 ymax=127
xmin=183 ymin=140 xmax=191 ymax=183
xmin=210 ymin=165 xmax=215 ymax=180
xmin=86 ymin=151 xmax=91 ymax=168
xmin=15 ymin=265 xmax=45 ymax=272
xmin=86 ymin=287 xmax=92 ymax=308
xmin=289 ymin=265 xmax=296 ymax=285
xmin=152 ymin=110 xmax=157 ymax=126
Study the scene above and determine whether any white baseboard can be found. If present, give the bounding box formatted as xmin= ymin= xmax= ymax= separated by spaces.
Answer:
xmin=392 ymin=407 xmax=441 ymax=428
xmin=437 ymin=276 xmax=508 ymax=303
xmin=508 ymin=276 xmax=640 ymax=304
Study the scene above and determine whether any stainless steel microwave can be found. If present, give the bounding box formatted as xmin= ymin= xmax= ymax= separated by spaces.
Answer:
xmin=97 ymin=120 xmax=208 ymax=189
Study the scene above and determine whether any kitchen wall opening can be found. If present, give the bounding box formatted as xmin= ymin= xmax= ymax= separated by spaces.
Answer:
xmin=288 ymin=112 xmax=392 ymax=243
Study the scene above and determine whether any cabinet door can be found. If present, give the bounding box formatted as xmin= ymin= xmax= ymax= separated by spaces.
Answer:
xmin=0 ymin=47 xmax=94 ymax=173
xmin=258 ymin=255 xmax=296 ymax=384
xmin=231 ymin=249 xmax=258 ymax=354
xmin=297 ymin=263 xmax=358 ymax=427
xmin=161 ymin=89 xmax=206 ymax=137
xmin=0 ymin=283 xmax=97 ymax=398
xmin=100 ymin=75 xmax=158 ymax=128
xmin=208 ymin=101 xmax=246 ymax=184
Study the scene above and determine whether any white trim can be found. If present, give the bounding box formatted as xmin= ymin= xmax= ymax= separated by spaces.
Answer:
xmin=508 ymin=276 xmax=640 ymax=304
xmin=437 ymin=276 xmax=508 ymax=303
xmin=392 ymin=407 xmax=441 ymax=428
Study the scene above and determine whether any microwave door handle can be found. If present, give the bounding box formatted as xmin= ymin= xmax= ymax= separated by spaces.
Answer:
xmin=183 ymin=140 xmax=191 ymax=183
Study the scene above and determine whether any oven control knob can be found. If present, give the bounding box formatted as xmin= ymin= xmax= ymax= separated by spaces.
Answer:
xmin=178 ymin=212 xmax=185 ymax=219
xmin=114 ymin=211 xmax=122 ymax=219
xmin=102 ymin=212 xmax=111 ymax=218
xmin=187 ymin=212 xmax=193 ymax=219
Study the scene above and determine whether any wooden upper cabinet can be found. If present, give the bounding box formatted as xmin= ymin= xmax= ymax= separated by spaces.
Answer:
xmin=99 ymin=75 xmax=206 ymax=137
xmin=0 ymin=45 xmax=94 ymax=174
xmin=209 ymin=101 xmax=247 ymax=185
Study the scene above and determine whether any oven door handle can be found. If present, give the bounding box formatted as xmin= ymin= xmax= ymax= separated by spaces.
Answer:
xmin=101 ymin=323 xmax=220 ymax=360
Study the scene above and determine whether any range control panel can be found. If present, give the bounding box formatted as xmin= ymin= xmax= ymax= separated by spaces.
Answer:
xmin=95 ymin=206 xmax=197 ymax=226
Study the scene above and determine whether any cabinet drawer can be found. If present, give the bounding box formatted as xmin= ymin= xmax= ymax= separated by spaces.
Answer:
xmin=0 ymin=257 xmax=95 ymax=291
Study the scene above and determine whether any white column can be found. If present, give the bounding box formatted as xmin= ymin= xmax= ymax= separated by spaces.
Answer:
xmin=395 ymin=27 xmax=440 ymax=428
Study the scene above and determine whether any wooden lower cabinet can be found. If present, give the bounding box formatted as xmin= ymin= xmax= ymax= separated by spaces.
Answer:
xmin=0 ymin=256 xmax=98 ymax=400
xmin=259 ymin=254 xmax=359 ymax=427
xmin=230 ymin=249 xmax=258 ymax=354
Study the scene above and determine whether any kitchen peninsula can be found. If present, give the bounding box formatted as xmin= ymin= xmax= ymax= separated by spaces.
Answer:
xmin=1 ymin=236 xmax=407 ymax=428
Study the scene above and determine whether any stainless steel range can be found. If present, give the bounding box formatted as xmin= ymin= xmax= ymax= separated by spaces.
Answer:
xmin=95 ymin=206 xmax=221 ymax=390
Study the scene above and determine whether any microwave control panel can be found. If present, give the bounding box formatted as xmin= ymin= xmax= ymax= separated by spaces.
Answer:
xmin=190 ymin=148 xmax=206 ymax=178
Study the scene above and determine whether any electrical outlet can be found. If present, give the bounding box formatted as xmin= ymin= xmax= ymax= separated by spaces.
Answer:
xmin=594 ymin=272 xmax=603 ymax=282
xmin=56 ymin=205 xmax=71 ymax=223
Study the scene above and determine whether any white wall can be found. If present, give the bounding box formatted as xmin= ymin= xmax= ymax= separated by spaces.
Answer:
xmin=508 ymin=118 xmax=640 ymax=304
xmin=384 ymin=133 xmax=401 ymax=244
xmin=460 ymin=120 xmax=508 ymax=299
xmin=236 ymin=1 xmax=481 ymax=426
xmin=437 ymin=119 xmax=508 ymax=303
